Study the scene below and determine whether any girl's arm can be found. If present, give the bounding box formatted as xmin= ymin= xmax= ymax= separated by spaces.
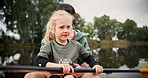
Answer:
xmin=35 ymin=56 xmax=74 ymax=74
xmin=81 ymin=53 xmax=103 ymax=74
xmin=81 ymin=53 xmax=100 ymax=68
xmin=35 ymin=56 xmax=49 ymax=67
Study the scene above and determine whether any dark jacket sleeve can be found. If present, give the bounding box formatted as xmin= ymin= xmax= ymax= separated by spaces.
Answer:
xmin=34 ymin=56 xmax=49 ymax=67
xmin=82 ymin=53 xmax=100 ymax=68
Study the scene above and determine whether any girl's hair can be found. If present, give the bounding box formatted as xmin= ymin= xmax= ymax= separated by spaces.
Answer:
xmin=43 ymin=10 xmax=73 ymax=44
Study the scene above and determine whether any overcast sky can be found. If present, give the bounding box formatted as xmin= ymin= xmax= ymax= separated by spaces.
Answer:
xmin=63 ymin=0 xmax=148 ymax=27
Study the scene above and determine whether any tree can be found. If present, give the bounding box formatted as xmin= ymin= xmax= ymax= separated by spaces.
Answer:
xmin=75 ymin=13 xmax=86 ymax=32
xmin=93 ymin=15 xmax=122 ymax=40
xmin=117 ymin=19 xmax=137 ymax=41
xmin=135 ymin=26 xmax=148 ymax=41
xmin=0 ymin=0 xmax=60 ymax=43
xmin=84 ymin=22 xmax=95 ymax=38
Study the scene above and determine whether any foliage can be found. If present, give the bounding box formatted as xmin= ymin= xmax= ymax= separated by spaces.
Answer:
xmin=134 ymin=27 xmax=148 ymax=41
xmin=117 ymin=19 xmax=137 ymax=41
xmin=0 ymin=0 xmax=59 ymax=43
xmin=84 ymin=22 xmax=94 ymax=38
xmin=93 ymin=15 xmax=122 ymax=40
xmin=75 ymin=13 xmax=85 ymax=32
xmin=0 ymin=1 xmax=148 ymax=44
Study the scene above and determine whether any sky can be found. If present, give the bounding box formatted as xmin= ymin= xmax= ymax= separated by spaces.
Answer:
xmin=0 ymin=0 xmax=148 ymax=35
xmin=63 ymin=0 xmax=148 ymax=27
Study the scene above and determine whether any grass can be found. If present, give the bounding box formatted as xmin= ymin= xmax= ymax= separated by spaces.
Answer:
xmin=88 ymin=39 xmax=130 ymax=49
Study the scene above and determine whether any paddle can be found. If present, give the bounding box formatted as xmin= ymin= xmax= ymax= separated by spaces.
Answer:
xmin=0 ymin=65 xmax=148 ymax=77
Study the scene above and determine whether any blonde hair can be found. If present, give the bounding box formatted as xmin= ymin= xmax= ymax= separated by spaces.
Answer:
xmin=43 ymin=10 xmax=73 ymax=44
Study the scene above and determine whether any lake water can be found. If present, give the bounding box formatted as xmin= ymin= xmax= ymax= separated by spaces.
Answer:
xmin=0 ymin=45 xmax=148 ymax=78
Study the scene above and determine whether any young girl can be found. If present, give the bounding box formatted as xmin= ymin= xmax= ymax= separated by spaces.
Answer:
xmin=56 ymin=3 xmax=92 ymax=66
xmin=42 ymin=3 xmax=92 ymax=68
xmin=24 ymin=10 xmax=103 ymax=78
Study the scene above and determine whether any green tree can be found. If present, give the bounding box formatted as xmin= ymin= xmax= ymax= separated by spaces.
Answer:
xmin=84 ymin=22 xmax=95 ymax=38
xmin=75 ymin=13 xmax=86 ymax=32
xmin=93 ymin=15 xmax=122 ymax=40
xmin=118 ymin=19 xmax=137 ymax=41
xmin=0 ymin=0 xmax=59 ymax=43
xmin=135 ymin=26 xmax=148 ymax=41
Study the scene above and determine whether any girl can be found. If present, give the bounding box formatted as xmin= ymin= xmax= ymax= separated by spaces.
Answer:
xmin=41 ymin=3 xmax=91 ymax=68
xmin=56 ymin=3 xmax=92 ymax=67
xmin=24 ymin=10 xmax=103 ymax=78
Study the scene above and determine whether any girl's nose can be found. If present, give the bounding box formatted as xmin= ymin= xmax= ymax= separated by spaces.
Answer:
xmin=64 ymin=28 xmax=69 ymax=32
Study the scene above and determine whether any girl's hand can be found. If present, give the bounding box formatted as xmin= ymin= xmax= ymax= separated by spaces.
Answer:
xmin=60 ymin=64 xmax=74 ymax=74
xmin=92 ymin=65 xmax=103 ymax=74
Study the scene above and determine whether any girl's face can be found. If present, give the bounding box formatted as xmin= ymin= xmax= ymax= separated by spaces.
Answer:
xmin=54 ymin=18 xmax=72 ymax=43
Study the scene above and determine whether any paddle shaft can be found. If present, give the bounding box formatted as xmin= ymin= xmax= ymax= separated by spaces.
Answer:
xmin=0 ymin=65 xmax=142 ymax=73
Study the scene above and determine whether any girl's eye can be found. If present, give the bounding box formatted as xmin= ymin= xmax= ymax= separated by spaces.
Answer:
xmin=59 ymin=26 xmax=64 ymax=29
xmin=67 ymin=26 xmax=70 ymax=29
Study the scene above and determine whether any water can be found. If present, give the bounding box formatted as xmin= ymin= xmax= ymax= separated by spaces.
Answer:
xmin=0 ymin=45 xmax=148 ymax=78
xmin=93 ymin=45 xmax=148 ymax=78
